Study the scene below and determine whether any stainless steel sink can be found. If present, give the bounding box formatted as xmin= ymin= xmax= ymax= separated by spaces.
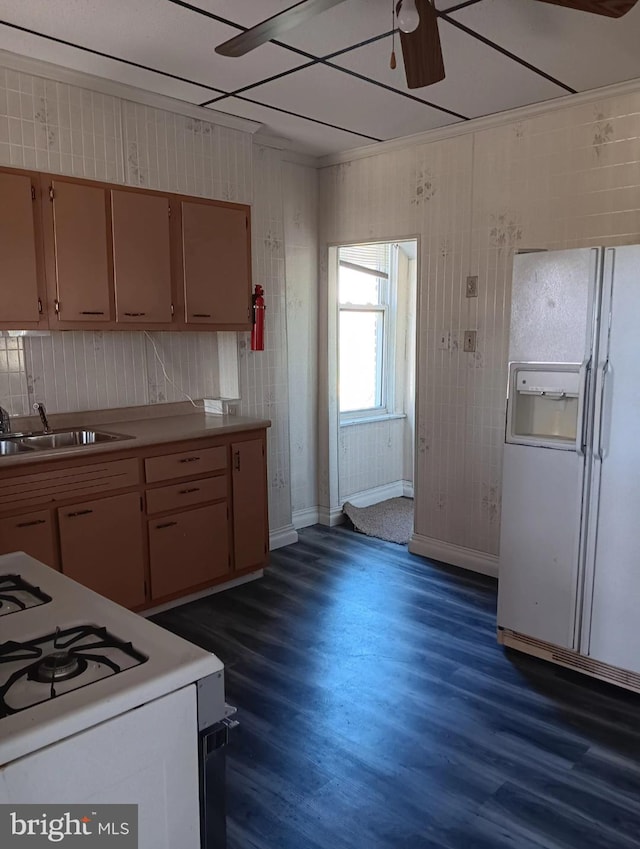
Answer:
xmin=0 ymin=429 xmax=131 ymax=453
xmin=0 ymin=440 xmax=35 ymax=455
xmin=20 ymin=430 xmax=130 ymax=449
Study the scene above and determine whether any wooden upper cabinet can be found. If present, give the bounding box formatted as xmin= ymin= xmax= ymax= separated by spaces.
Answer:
xmin=181 ymin=200 xmax=251 ymax=327
xmin=0 ymin=169 xmax=47 ymax=328
xmin=44 ymin=177 xmax=113 ymax=325
xmin=111 ymin=189 xmax=173 ymax=324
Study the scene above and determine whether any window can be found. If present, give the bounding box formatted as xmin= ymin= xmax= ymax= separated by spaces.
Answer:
xmin=338 ymin=242 xmax=395 ymax=420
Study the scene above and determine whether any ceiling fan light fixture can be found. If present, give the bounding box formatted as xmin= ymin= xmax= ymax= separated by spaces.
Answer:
xmin=397 ymin=0 xmax=420 ymax=33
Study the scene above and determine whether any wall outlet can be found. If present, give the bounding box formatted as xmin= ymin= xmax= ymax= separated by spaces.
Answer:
xmin=463 ymin=330 xmax=477 ymax=353
xmin=437 ymin=331 xmax=450 ymax=351
xmin=466 ymin=276 xmax=478 ymax=298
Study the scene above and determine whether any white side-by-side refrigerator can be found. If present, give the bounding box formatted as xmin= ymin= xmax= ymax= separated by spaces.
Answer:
xmin=497 ymin=245 xmax=640 ymax=688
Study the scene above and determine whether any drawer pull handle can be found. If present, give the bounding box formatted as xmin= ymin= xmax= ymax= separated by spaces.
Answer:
xmin=67 ymin=509 xmax=93 ymax=518
xmin=16 ymin=519 xmax=47 ymax=528
xmin=233 ymin=450 xmax=240 ymax=472
xmin=124 ymin=312 xmax=146 ymax=317
xmin=156 ymin=521 xmax=178 ymax=529
xmin=80 ymin=311 xmax=105 ymax=315
xmin=179 ymin=487 xmax=200 ymax=494
xmin=192 ymin=313 xmax=212 ymax=318
xmin=179 ymin=457 xmax=200 ymax=464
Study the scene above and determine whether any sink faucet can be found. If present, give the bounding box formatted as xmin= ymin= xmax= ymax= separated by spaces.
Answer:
xmin=33 ymin=402 xmax=51 ymax=434
xmin=0 ymin=406 xmax=10 ymax=434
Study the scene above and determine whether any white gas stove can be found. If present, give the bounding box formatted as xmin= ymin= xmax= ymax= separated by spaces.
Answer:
xmin=0 ymin=552 xmax=231 ymax=849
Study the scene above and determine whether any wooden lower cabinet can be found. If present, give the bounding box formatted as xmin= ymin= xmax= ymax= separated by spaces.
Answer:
xmin=231 ymin=438 xmax=268 ymax=572
xmin=0 ymin=510 xmax=58 ymax=569
xmin=58 ymin=492 xmax=146 ymax=608
xmin=148 ymin=503 xmax=229 ymax=600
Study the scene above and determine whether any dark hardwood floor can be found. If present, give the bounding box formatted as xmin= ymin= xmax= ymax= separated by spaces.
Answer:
xmin=153 ymin=525 xmax=640 ymax=849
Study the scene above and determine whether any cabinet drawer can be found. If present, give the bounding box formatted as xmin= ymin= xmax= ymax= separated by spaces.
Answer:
xmin=145 ymin=446 xmax=226 ymax=483
xmin=146 ymin=475 xmax=227 ymax=515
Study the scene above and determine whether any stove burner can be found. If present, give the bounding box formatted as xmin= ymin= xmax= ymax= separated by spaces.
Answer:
xmin=0 ymin=574 xmax=52 ymax=616
xmin=0 ymin=625 xmax=147 ymax=717
xmin=29 ymin=651 xmax=88 ymax=683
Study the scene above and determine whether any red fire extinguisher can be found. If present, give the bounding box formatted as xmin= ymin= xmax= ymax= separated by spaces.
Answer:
xmin=250 ymin=284 xmax=265 ymax=351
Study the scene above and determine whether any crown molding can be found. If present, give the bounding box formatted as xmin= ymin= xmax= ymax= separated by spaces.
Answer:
xmin=318 ymin=75 xmax=640 ymax=168
xmin=0 ymin=47 xmax=262 ymax=135
xmin=253 ymin=131 xmax=320 ymax=167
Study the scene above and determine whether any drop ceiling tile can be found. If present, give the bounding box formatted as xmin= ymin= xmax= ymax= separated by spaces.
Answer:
xmin=450 ymin=0 xmax=640 ymax=92
xmin=238 ymin=63 xmax=462 ymax=141
xmin=181 ymin=1 xmax=311 ymax=29
xmin=0 ymin=26 xmax=217 ymax=105
xmin=208 ymin=97 xmax=373 ymax=155
xmin=332 ymin=19 xmax=569 ymax=120
xmin=276 ymin=0 xmax=391 ymax=56
xmin=0 ymin=0 xmax=305 ymax=92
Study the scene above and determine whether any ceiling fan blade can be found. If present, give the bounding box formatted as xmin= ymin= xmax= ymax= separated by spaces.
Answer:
xmin=534 ymin=0 xmax=639 ymax=17
xmin=399 ymin=0 xmax=445 ymax=89
xmin=216 ymin=0 xmax=349 ymax=57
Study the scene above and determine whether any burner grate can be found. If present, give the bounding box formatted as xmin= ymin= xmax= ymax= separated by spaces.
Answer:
xmin=0 ymin=624 xmax=147 ymax=716
xmin=0 ymin=574 xmax=52 ymax=617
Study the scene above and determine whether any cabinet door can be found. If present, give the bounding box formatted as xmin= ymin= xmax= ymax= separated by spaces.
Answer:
xmin=47 ymin=178 xmax=112 ymax=323
xmin=112 ymin=190 xmax=173 ymax=324
xmin=0 ymin=510 xmax=57 ymax=569
xmin=182 ymin=201 xmax=251 ymax=326
xmin=58 ymin=492 xmax=145 ymax=608
xmin=231 ymin=438 xmax=268 ymax=571
xmin=149 ymin=504 xmax=229 ymax=599
xmin=0 ymin=170 xmax=45 ymax=327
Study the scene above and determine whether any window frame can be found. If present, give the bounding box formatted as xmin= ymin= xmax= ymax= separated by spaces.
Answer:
xmin=337 ymin=243 xmax=398 ymax=424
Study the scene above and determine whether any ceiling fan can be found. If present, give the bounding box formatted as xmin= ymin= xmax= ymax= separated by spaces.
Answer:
xmin=215 ymin=0 xmax=639 ymax=90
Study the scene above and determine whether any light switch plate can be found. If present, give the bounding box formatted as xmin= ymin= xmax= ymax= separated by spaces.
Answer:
xmin=466 ymin=276 xmax=478 ymax=298
xmin=437 ymin=331 xmax=450 ymax=351
xmin=463 ymin=330 xmax=477 ymax=353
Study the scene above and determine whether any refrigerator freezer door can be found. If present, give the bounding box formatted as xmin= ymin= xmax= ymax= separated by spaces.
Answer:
xmin=509 ymin=248 xmax=599 ymax=363
xmin=498 ymin=443 xmax=584 ymax=648
xmin=583 ymin=246 xmax=640 ymax=672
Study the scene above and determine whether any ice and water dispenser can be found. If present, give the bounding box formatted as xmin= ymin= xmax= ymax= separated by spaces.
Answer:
xmin=506 ymin=363 xmax=581 ymax=449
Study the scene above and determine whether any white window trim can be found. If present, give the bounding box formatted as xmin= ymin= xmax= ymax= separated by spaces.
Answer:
xmin=338 ymin=243 xmax=399 ymax=424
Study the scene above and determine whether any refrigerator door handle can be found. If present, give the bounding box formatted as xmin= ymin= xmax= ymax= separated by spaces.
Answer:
xmin=575 ymin=359 xmax=590 ymax=456
xmin=592 ymin=358 xmax=610 ymax=461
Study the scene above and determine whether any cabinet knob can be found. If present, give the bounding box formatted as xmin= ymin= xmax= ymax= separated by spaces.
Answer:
xmin=80 ymin=311 xmax=105 ymax=316
xmin=179 ymin=487 xmax=200 ymax=494
xmin=123 ymin=312 xmax=146 ymax=317
xmin=16 ymin=519 xmax=47 ymax=528
xmin=233 ymin=450 xmax=241 ymax=471
xmin=156 ymin=521 xmax=178 ymax=529
xmin=67 ymin=509 xmax=93 ymax=518
xmin=179 ymin=456 xmax=200 ymax=464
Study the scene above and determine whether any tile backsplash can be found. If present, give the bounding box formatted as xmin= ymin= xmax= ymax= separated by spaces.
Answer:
xmin=0 ymin=330 xmax=225 ymax=417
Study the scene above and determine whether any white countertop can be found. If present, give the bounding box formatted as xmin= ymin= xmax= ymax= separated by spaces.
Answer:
xmin=0 ymin=552 xmax=223 ymax=766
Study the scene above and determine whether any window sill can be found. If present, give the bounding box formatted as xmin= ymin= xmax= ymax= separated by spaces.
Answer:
xmin=340 ymin=413 xmax=407 ymax=428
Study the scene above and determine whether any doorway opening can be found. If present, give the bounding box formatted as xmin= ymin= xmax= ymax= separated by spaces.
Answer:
xmin=330 ymin=238 xmax=418 ymax=545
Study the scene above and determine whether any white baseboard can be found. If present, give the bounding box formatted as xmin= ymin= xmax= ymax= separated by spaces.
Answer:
xmin=292 ymin=507 xmax=320 ymax=529
xmin=341 ymin=481 xmax=405 ymax=508
xmin=402 ymin=480 xmax=414 ymax=498
xmin=141 ymin=570 xmax=264 ymax=616
xmin=269 ymin=524 xmax=299 ymax=550
xmin=408 ymin=533 xmax=498 ymax=578
xmin=318 ymin=506 xmax=345 ymax=527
